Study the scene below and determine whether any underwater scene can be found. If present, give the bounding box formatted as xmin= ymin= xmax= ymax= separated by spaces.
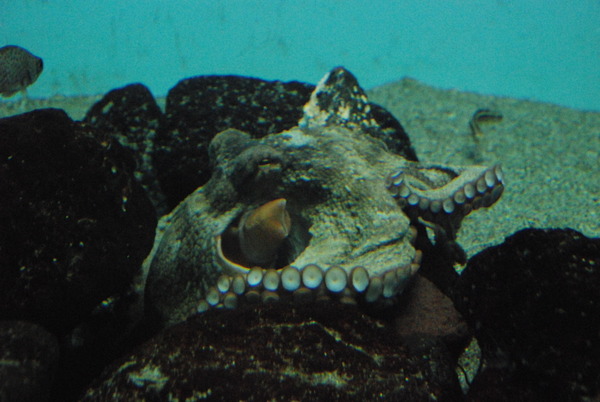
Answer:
xmin=1 ymin=1 xmax=599 ymax=400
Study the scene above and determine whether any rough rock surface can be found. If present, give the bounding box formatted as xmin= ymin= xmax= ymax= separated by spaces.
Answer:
xmin=153 ymin=74 xmax=415 ymax=210
xmin=452 ymin=228 xmax=600 ymax=400
xmin=82 ymin=290 xmax=466 ymax=401
xmin=84 ymin=83 xmax=166 ymax=214
xmin=0 ymin=320 xmax=59 ymax=402
xmin=0 ymin=108 xmax=157 ymax=335
xmin=395 ymin=275 xmax=468 ymax=353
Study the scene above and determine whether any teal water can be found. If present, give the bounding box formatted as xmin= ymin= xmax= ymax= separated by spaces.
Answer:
xmin=1 ymin=0 xmax=599 ymax=110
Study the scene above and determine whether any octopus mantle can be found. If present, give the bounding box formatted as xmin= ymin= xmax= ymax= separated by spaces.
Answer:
xmin=144 ymin=68 xmax=503 ymax=327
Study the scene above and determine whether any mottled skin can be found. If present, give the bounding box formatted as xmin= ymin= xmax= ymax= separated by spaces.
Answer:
xmin=144 ymin=68 xmax=503 ymax=327
xmin=0 ymin=45 xmax=43 ymax=97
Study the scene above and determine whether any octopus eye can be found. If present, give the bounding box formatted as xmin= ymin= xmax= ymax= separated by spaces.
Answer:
xmin=255 ymin=157 xmax=282 ymax=180
xmin=258 ymin=158 xmax=276 ymax=167
xmin=230 ymin=146 xmax=285 ymax=192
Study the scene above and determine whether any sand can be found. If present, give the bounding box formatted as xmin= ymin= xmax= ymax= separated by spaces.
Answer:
xmin=2 ymin=79 xmax=598 ymax=260
xmin=369 ymin=78 xmax=600 ymax=258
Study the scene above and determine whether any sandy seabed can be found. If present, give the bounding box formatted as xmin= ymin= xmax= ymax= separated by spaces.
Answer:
xmin=369 ymin=79 xmax=600 ymax=258
xmin=2 ymin=79 xmax=598 ymax=260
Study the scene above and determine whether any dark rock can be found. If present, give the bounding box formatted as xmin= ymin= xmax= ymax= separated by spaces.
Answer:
xmin=82 ymin=302 xmax=463 ymax=401
xmin=0 ymin=109 xmax=157 ymax=336
xmin=52 ymin=288 xmax=149 ymax=402
xmin=396 ymin=275 xmax=469 ymax=356
xmin=465 ymin=367 xmax=539 ymax=402
xmin=154 ymin=74 xmax=415 ymax=209
xmin=452 ymin=228 xmax=600 ymax=400
xmin=370 ymin=102 xmax=418 ymax=161
xmin=84 ymin=83 xmax=166 ymax=215
xmin=0 ymin=320 xmax=59 ymax=402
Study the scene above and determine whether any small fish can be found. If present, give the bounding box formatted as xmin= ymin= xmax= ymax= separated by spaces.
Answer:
xmin=469 ymin=108 xmax=503 ymax=139
xmin=0 ymin=45 xmax=44 ymax=97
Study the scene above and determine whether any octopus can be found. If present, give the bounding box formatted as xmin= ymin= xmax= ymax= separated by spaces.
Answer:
xmin=144 ymin=67 xmax=504 ymax=327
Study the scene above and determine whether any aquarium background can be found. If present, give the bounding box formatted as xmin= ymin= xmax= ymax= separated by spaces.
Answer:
xmin=1 ymin=0 xmax=599 ymax=110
